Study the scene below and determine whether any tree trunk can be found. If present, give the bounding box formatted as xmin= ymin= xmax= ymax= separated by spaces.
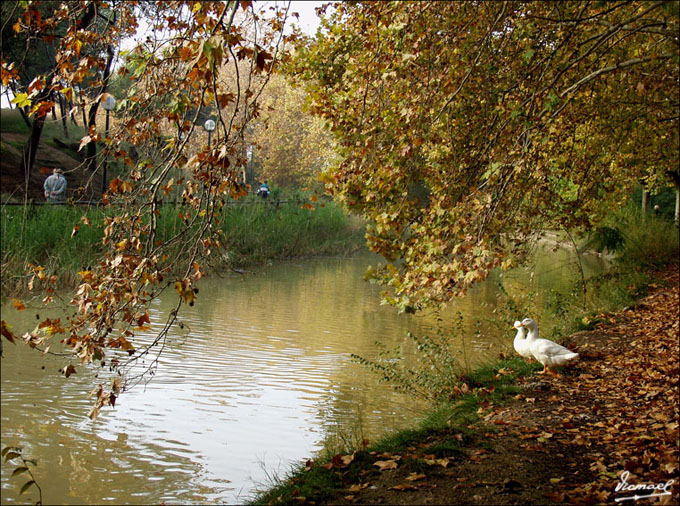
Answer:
xmin=85 ymin=44 xmax=115 ymax=174
xmin=18 ymin=106 xmax=33 ymax=130
xmin=69 ymin=101 xmax=79 ymax=126
xmin=22 ymin=115 xmax=47 ymax=181
xmin=58 ymin=93 xmax=70 ymax=138
xmin=21 ymin=75 xmax=54 ymax=177
xmin=675 ymin=189 xmax=679 ymax=225
xmin=641 ymin=187 xmax=649 ymax=217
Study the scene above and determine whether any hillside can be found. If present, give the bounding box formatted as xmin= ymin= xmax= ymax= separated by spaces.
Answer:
xmin=1 ymin=128 xmax=103 ymax=202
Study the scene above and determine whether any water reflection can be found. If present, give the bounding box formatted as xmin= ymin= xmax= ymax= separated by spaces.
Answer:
xmin=1 ymin=247 xmax=607 ymax=504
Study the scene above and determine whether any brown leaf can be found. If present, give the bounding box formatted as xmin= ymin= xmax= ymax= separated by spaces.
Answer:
xmin=391 ymin=483 xmax=417 ymax=491
xmin=10 ymin=299 xmax=26 ymax=311
xmin=374 ymin=459 xmax=398 ymax=471
xmin=348 ymin=483 xmax=369 ymax=492
xmin=1 ymin=321 xmax=17 ymax=344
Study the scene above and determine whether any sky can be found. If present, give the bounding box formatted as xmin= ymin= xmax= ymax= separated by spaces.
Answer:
xmin=1 ymin=1 xmax=328 ymax=108
xmin=289 ymin=0 xmax=326 ymax=36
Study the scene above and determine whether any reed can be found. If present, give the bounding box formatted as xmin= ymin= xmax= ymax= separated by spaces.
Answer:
xmin=0 ymin=198 xmax=366 ymax=297
xmin=218 ymin=197 xmax=365 ymax=266
xmin=1 ymin=205 xmax=105 ymax=293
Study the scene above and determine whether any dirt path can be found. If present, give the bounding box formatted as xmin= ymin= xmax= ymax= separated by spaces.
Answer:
xmin=319 ymin=268 xmax=679 ymax=505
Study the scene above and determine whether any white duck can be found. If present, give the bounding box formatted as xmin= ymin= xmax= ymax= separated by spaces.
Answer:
xmin=521 ymin=318 xmax=579 ymax=375
xmin=512 ymin=320 xmax=533 ymax=362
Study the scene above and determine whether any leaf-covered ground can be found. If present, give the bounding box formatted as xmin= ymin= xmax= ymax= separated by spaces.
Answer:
xmin=309 ymin=267 xmax=679 ymax=505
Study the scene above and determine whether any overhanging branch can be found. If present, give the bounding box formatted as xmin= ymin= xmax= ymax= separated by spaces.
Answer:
xmin=559 ymin=55 xmax=672 ymax=98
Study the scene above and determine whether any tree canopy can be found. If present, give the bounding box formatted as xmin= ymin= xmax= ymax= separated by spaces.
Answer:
xmin=294 ymin=1 xmax=679 ymax=311
xmin=248 ymin=71 xmax=338 ymax=188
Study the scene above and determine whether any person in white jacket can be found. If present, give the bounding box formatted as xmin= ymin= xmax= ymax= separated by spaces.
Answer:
xmin=44 ymin=168 xmax=67 ymax=203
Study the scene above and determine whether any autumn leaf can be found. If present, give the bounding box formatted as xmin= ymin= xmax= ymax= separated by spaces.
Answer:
xmin=1 ymin=320 xmax=17 ymax=344
xmin=39 ymin=318 xmax=65 ymax=335
xmin=175 ymin=281 xmax=196 ymax=306
xmin=77 ymin=135 xmax=92 ymax=151
xmin=11 ymin=93 xmax=31 ymax=108
xmin=373 ymin=459 xmax=398 ymax=471
xmin=10 ymin=299 xmax=26 ymax=311
xmin=108 ymin=178 xmax=122 ymax=193
xmin=405 ymin=473 xmax=427 ymax=481
xmin=348 ymin=483 xmax=369 ymax=493
xmin=390 ymin=483 xmax=417 ymax=491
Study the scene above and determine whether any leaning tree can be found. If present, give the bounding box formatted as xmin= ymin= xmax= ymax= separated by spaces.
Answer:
xmin=293 ymin=1 xmax=679 ymax=311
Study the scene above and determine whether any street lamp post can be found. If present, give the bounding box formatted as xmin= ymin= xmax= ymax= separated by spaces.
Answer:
xmin=204 ymin=118 xmax=216 ymax=146
xmin=102 ymin=94 xmax=116 ymax=197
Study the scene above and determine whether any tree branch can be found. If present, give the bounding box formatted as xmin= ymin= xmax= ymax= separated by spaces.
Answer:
xmin=559 ymin=55 xmax=672 ymax=98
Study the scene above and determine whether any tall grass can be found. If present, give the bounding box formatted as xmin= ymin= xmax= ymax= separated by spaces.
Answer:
xmin=608 ymin=205 xmax=679 ymax=269
xmin=1 ymin=205 xmax=105 ymax=292
xmin=0 ymin=198 xmax=365 ymax=297
xmin=218 ymin=197 xmax=365 ymax=266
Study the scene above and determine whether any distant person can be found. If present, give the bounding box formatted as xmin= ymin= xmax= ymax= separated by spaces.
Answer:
xmin=44 ymin=168 xmax=67 ymax=203
xmin=257 ymin=181 xmax=270 ymax=199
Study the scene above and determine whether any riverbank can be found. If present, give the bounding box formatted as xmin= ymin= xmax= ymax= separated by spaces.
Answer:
xmin=0 ymin=198 xmax=366 ymax=298
xmin=252 ymin=265 xmax=679 ymax=505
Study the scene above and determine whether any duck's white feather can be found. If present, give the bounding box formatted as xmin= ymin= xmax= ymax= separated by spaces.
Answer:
xmin=513 ymin=321 xmax=533 ymax=359
xmin=521 ymin=318 xmax=579 ymax=368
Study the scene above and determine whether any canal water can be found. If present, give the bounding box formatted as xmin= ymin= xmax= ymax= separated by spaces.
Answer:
xmin=0 ymin=246 xmax=607 ymax=504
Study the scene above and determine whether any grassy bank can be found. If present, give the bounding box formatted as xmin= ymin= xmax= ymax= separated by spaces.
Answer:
xmin=0 ymin=197 xmax=366 ymax=298
xmin=218 ymin=196 xmax=365 ymax=265
xmin=250 ymin=204 xmax=679 ymax=505
xmin=252 ymin=356 xmax=542 ymax=505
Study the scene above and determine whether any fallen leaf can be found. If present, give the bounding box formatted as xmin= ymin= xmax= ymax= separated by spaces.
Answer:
xmin=374 ymin=459 xmax=398 ymax=471
xmin=348 ymin=483 xmax=369 ymax=493
xmin=391 ymin=483 xmax=417 ymax=491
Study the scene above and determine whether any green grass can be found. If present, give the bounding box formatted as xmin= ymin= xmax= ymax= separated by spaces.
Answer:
xmin=1 ymin=205 xmax=106 ymax=292
xmin=0 ymin=198 xmax=366 ymax=297
xmin=218 ymin=196 xmax=365 ymax=266
xmin=0 ymin=107 xmax=88 ymax=143
xmin=249 ymin=356 xmax=538 ymax=505
xmin=612 ymin=208 xmax=679 ymax=270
